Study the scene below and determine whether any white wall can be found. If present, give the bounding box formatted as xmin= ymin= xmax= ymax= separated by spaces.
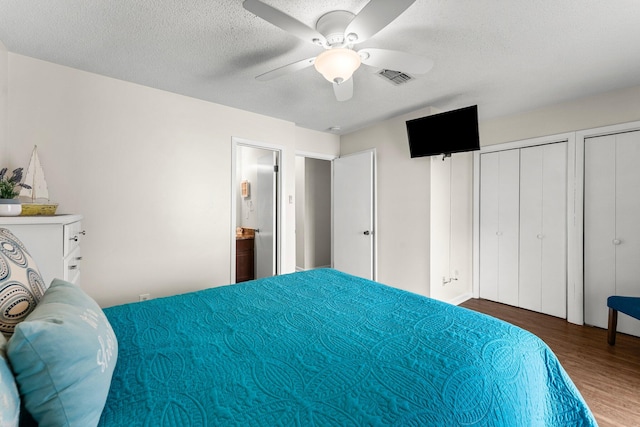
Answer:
xmin=340 ymin=107 xmax=436 ymax=297
xmin=304 ymin=158 xmax=331 ymax=268
xmin=295 ymin=157 xmax=331 ymax=271
xmin=480 ymin=85 xmax=640 ymax=146
xmin=4 ymin=53 xmax=332 ymax=307
xmin=295 ymin=127 xmax=340 ymax=157
xmin=429 ymin=153 xmax=473 ymax=303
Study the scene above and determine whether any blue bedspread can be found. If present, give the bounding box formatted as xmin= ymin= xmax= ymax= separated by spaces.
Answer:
xmin=100 ymin=269 xmax=596 ymax=426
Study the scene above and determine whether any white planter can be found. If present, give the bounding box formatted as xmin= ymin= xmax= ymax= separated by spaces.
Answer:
xmin=0 ymin=199 xmax=22 ymax=216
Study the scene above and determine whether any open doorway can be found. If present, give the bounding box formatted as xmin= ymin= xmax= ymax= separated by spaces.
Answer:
xmin=232 ymin=139 xmax=281 ymax=283
xmin=295 ymin=155 xmax=333 ymax=271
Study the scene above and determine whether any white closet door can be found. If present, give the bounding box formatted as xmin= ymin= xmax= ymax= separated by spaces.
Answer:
xmin=613 ymin=131 xmax=640 ymax=335
xmin=519 ymin=146 xmax=544 ymax=312
xmin=479 ymin=150 xmax=520 ymax=306
xmin=497 ymin=150 xmax=520 ymax=306
xmin=519 ymin=143 xmax=567 ymax=317
xmin=540 ymin=142 xmax=567 ymax=317
xmin=584 ymin=135 xmax=616 ymax=328
xmin=584 ymin=131 xmax=640 ymax=336
xmin=479 ymin=152 xmax=500 ymax=301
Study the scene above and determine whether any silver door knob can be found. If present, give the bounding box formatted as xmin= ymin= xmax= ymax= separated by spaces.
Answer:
xmin=613 ymin=239 xmax=622 ymax=245
xmin=496 ymin=231 xmax=503 ymax=236
xmin=363 ymin=230 xmax=371 ymax=236
xmin=537 ymin=234 xmax=544 ymax=239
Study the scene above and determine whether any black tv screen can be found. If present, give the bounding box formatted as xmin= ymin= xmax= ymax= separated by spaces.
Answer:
xmin=406 ymin=105 xmax=480 ymax=158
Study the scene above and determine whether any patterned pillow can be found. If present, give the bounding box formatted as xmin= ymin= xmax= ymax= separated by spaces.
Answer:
xmin=0 ymin=228 xmax=47 ymax=338
xmin=7 ymin=279 xmax=118 ymax=427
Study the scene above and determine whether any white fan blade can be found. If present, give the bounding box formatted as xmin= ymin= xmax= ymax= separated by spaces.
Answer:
xmin=345 ymin=0 xmax=416 ymax=44
xmin=333 ymin=78 xmax=353 ymax=102
xmin=359 ymin=48 xmax=433 ymax=74
xmin=256 ymin=57 xmax=316 ymax=81
xmin=243 ymin=0 xmax=327 ymax=46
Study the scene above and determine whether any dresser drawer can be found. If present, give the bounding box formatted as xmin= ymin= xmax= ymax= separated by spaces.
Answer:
xmin=64 ymin=246 xmax=82 ymax=285
xmin=63 ymin=221 xmax=83 ymax=256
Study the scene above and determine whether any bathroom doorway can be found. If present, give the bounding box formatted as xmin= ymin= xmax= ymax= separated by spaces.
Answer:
xmin=232 ymin=138 xmax=281 ymax=282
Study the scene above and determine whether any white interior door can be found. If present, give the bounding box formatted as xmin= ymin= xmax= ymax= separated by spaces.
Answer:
xmin=497 ymin=150 xmax=521 ymax=307
xmin=584 ymin=135 xmax=616 ymax=328
xmin=519 ymin=146 xmax=544 ymax=312
xmin=479 ymin=152 xmax=500 ymax=301
xmin=479 ymin=149 xmax=520 ymax=306
xmin=333 ymin=150 xmax=375 ymax=280
xmin=615 ymin=132 xmax=640 ymax=312
xmin=585 ymin=131 xmax=640 ymax=335
xmin=256 ymin=152 xmax=277 ymax=279
xmin=519 ymin=142 xmax=567 ymax=318
xmin=539 ymin=142 xmax=568 ymax=317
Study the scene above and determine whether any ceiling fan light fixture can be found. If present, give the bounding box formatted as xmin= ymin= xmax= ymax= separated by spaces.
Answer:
xmin=314 ymin=48 xmax=361 ymax=84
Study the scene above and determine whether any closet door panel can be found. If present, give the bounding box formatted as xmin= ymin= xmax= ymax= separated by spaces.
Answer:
xmin=540 ymin=142 xmax=567 ymax=318
xmin=479 ymin=152 xmax=500 ymax=301
xmin=614 ymin=131 xmax=640 ymax=335
xmin=519 ymin=146 xmax=543 ymax=312
xmin=497 ymin=149 xmax=520 ymax=307
xmin=518 ymin=142 xmax=567 ymax=318
xmin=584 ymin=135 xmax=616 ymax=328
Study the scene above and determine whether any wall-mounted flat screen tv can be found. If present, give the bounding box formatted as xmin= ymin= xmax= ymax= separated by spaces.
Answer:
xmin=406 ymin=105 xmax=480 ymax=158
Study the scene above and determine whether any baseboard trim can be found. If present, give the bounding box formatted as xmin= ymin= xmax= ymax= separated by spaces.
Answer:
xmin=295 ymin=265 xmax=331 ymax=272
xmin=447 ymin=293 xmax=474 ymax=306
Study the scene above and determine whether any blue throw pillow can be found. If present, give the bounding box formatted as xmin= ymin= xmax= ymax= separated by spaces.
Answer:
xmin=7 ymin=279 xmax=117 ymax=427
xmin=0 ymin=334 xmax=19 ymax=427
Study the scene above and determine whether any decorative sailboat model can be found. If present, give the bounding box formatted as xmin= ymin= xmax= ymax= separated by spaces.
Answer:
xmin=18 ymin=146 xmax=58 ymax=215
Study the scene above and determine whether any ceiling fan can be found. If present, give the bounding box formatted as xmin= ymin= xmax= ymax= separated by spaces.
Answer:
xmin=243 ymin=0 xmax=434 ymax=101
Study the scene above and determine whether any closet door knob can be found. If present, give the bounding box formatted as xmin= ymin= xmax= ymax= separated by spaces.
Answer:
xmin=537 ymin=234 xmax=544 ymax=239
xmin=613 ymin=239 xmax=622 ymax=245
xmin=496 ymin=231 xmax=503 ymax=236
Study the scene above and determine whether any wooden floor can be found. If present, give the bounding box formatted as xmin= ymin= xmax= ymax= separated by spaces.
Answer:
xmin=460 ymin=298 xmax=640 ymax=427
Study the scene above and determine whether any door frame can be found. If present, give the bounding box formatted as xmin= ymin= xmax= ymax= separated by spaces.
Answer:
xmin=574 ymin=119 xmax=640 ymax=324
xmin=295 ymin=150 xmax=338 ymax=272
xmin=473 ymin=121 xmax=640 ymax=326
xmin=231 ymin=137 xmax=284 ymax=283
xmin=472 ymin=133 xmax=575 ymax=315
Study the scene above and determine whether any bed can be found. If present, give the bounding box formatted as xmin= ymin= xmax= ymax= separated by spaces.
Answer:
xmin=4 ymin=265 xmax=596 ymax=426
xmin=99 ymin=268 xmax=595 ymax=426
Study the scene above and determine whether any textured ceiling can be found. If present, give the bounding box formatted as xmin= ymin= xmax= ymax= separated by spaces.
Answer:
xmin=1 ymin=1 xmax=640 ymax=134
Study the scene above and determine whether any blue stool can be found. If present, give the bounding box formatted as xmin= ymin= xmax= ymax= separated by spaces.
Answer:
xmin=607 ymin=296 xmax=640 ymax=345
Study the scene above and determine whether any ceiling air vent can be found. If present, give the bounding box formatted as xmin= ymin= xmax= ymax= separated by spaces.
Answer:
xmin=376 ymin=69 xmax=414 ymax=86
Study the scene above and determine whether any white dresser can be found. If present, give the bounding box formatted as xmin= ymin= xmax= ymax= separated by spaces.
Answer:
xmin=0 ymin=214 xmax=84 ymax=286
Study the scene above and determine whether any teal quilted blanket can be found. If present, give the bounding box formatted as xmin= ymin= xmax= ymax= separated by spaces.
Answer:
xmin=100 ymin=269 xmax=596 ymax=426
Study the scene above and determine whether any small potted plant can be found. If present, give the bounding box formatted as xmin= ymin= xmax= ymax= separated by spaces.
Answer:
xmin=0 ymin=167 xmax=32 ymax=216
